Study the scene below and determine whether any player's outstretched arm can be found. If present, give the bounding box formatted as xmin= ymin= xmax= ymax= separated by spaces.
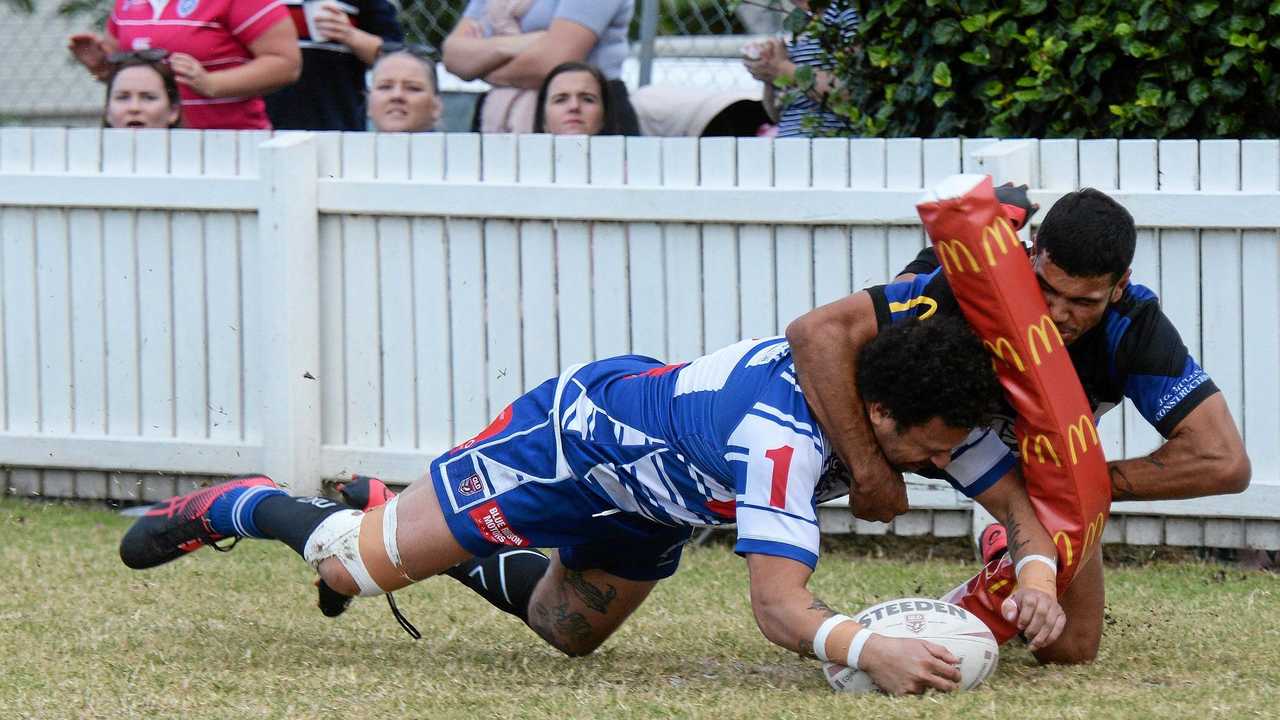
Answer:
xmin=744 ymin=553 xmax=961 ymax=695
xmin=785 ymin=292 xmax=907 ymax=523
xmin=972 ymin=469 xmax=1067 ymax=651
xmin=1109 ymin=393 xmax=1250 ymax=502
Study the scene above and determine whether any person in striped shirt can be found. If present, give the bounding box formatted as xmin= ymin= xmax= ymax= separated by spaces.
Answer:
xmin=120 ymin=317 xmax=1066 ymax=694
xmin=742 ymin=0 xmax=858 ymax=137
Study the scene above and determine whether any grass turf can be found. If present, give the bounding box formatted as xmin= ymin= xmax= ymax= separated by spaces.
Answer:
xmin=3 ymin=498 xmax=1277 ymax=719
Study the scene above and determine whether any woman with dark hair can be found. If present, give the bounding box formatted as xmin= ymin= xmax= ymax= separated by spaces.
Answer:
xmin=532 ymin=61 xmax=620 ymax=135
xmin=68 ymin=0 xmax=299 ymax=130
xmin=442 ymin=0 xmax=638 ymax=135
xmin=103 ymin=55 xmax=183 ymax=129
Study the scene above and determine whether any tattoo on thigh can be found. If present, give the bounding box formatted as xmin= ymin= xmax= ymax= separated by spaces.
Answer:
xmin=564 ymin=570 xmax=618 ymax=614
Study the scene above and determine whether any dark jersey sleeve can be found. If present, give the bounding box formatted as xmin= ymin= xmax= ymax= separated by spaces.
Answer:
xmin=1111 ymin=287 xmax=1219 ymax=436
xmin=360 ymin=0 xmax=404 ymax=41
xmin=865 ymin=267 xmax=961 ymax=329
xmin=898 ymin=245 xmax=940 ymax=277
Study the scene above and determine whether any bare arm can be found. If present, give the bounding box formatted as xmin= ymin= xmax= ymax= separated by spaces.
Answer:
xmin=172 ymin=19 xmax=300 ymax=98
xmin=67 ymin=32 xmax=120 ymax=81
xmin=786 ymin=292 xmax=907 ymax=522
xmin=442 ymin=17 xmax=545 ymax=81
xmin=1110 ymin=393 xmax=1250 ymax=501
xmin=312 ymin=4 xmax=384 ymax=66
xmin=482 ymin=18 xmax=597 ymax=90
xmin=972 ymin=468 xmax=1067 ymax=650
xmin=746 ymin=553 xmax=960 ymax=695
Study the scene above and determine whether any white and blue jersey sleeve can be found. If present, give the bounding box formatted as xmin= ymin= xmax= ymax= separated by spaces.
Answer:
xmin=940 ymin=425 xmax=1018 ymax=499
xmin=726 ymin=406 xmax=828 ymax=569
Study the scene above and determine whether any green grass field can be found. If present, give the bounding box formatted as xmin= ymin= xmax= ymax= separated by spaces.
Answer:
xmin=3 ymin=498 xmax=1277 ymax=719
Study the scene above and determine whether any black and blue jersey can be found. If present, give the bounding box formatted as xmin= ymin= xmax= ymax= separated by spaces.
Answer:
xmin=865 ymin=249 xmax=1218 ymax=497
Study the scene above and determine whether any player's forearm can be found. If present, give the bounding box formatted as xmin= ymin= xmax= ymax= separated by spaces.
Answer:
xmin=1109 ymin=437 xmax=1249 ymax=501
xmin=1111 ymin=394 xmax=1250 ymax=501
xmin=975 ymin=471 xmax=1058 ymax=581
xmin=785 ymin=307 xmax=880 ymax=474
xmin=750 ymin=582 xmax=863 ymax=661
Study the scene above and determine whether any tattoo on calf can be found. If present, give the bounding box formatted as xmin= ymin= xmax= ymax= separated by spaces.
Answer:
xmin=565 ymin=570 xmax=618 ymax=614
xmin=530 ymin=599 xmax=594 ymax=651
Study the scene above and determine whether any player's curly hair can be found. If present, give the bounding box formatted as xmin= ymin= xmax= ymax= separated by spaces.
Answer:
xmin=856 ymin=316 xmax=1001 ymax=430
xmin=1036 ymin=188 xmax=1136 ymax=282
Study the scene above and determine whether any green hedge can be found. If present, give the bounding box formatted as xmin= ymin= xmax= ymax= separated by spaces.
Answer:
xmin=800 ymin=0 xmax=1280 ymax=138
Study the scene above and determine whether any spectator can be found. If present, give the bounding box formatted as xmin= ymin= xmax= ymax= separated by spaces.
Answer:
xmin=442 ymin=0 xmax=638 ymax=135
xmin=532 ymin=62 xmax=620 ymax=135
xmin=367 ymin=45 xmax=442 ymax=133
xmin=103 ymin=53 xmax=182 ymax=129
xmin=742 ymin=0 xmax=858 ymax=138
xmin=266 ymin=0 xmax=404 ymax=130
xmin=68 ymin=0 xmax=300 ymax=130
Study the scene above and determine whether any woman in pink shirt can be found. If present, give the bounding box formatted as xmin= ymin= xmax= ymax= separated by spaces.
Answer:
xmin=69 ymin=0 xmax=300 ymax=130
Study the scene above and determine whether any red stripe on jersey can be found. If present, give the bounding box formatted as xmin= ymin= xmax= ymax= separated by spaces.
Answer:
xmin=622 ymin=362 xmax=688 ymax=380
xmin=706 ymin=498 xmax=737 ymax=519
xmin=765 ymin=445 xmax=794 ymax=509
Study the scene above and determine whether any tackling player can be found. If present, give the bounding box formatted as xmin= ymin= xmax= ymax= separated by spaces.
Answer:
xmin=786 ymin=187 xmax=1251 ymax=664
xmin=120 ymin=317 xmax=1066 ymax=695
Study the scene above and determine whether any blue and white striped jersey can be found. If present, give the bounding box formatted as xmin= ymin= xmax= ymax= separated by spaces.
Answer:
xmin=556 ymin=338 xmax=839 ymax=569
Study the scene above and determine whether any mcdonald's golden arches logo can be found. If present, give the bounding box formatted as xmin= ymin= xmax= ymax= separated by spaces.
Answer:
xmin=1026 ymin=314 xmax=1065 ymax=366
xmin=1020 ymin=433 xmax=1061 ymax=467
xmin=983 ymin=337 xmax=1026 ymax=373
xmin=980 ymin=216 xmax=1017 ymax=267
xmin=936 ymin=239 xmax=981 ymax=274
xmin=1067 ymin=414 xmax=1101 ymax=465
xmin=1053 ymin=512 xmax=1107 ymax=568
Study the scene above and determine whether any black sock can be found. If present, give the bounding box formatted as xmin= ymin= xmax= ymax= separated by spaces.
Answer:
xmin=252 ymin=494 xmax=351 ymax=557
xmin=444 ymin=548 xmax=550 ymax=622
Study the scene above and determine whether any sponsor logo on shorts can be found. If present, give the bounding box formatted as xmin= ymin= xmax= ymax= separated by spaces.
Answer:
xmin=468 ymin=500 xmax=528 ymax=547
xmin=458 ymin=473 xmax=483 ymax=497
xmin=905 ymin=614 xmax=926 ymax=634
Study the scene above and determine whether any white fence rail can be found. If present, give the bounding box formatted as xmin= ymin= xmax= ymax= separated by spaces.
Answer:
xmin=1 ymin=128 xmax=1277 ymax=549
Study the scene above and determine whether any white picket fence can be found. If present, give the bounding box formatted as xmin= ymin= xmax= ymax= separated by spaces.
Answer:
xmin=0 ymin=128 xmax=1277 ymax=549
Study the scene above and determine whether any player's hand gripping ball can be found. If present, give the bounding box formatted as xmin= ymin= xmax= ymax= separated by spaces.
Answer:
xmin=823 ymin=598 xmax=998 ymax=693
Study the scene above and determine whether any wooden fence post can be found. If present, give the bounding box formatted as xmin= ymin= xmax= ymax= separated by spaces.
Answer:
xmin=255 ymin=133 xmax=322 ymax=495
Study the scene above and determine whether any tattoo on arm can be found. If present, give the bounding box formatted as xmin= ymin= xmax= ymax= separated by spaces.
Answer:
xmin=564 ymin=570 xmax=618 ymax=614
xmin=797 ymin=639 xmax=815 ymax=660
xmin=1007 ymin=517 xmax=1030 ymax=559
xmin=1111 ymin=464 xmax=1138 ymax=501
xmin=808 ymin=596 xmax=836 ymax=617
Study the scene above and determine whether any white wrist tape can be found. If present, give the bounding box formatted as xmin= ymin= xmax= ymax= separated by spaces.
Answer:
xmin=1015 ymin=553 xmax=1058 ymax=576
xmin=846 ymin=627 xmax=876 ymax=670
xmin=812 ymin=614 xmax=852 ymax=662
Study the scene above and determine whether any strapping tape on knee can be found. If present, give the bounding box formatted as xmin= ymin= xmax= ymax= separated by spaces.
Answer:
xmin=303 ymin=496 xmax=412 ymax=597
